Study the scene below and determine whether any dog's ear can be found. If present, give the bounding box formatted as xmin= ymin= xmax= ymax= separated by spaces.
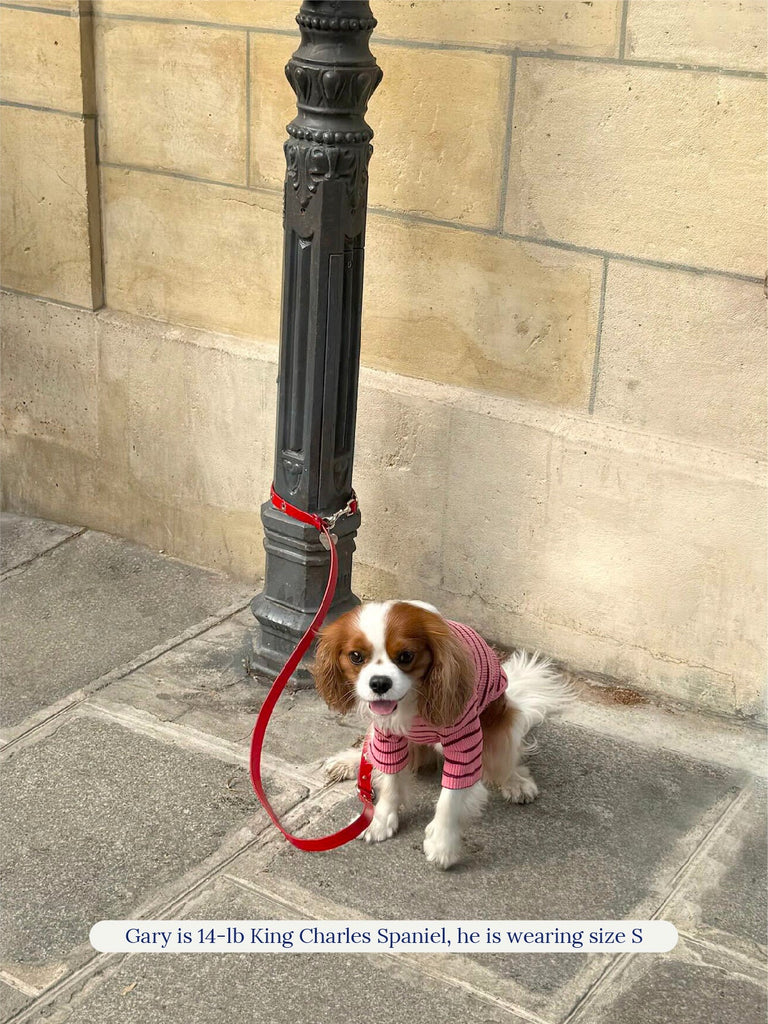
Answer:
xmin=312 ymin=615 xmax=356 ymax=714
xmin=417 ymin=618 xmax=474 ymax=728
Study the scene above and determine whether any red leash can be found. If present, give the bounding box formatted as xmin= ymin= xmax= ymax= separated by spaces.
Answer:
xmin=248 ymin=485 xmax=375 ymax=850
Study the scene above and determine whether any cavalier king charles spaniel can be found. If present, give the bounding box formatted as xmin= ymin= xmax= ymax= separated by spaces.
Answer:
xmin=313 ymin=600 xmax=572 ymax=869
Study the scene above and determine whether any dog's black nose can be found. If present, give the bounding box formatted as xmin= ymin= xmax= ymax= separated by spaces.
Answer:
xmin=369 ymin=676 xmax=392 ymax=695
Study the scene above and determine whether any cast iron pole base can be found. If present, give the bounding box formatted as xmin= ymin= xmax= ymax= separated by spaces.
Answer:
xmin=249 ymin=502 xmax=360 ymax=685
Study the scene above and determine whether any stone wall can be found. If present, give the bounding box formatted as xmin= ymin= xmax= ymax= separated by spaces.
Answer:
xmin=1 ymin=0 xmax=766 ymax=717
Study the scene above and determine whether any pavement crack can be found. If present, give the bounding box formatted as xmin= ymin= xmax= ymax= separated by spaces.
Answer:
xmin=0 ymin=528 xmax=86 ymax=581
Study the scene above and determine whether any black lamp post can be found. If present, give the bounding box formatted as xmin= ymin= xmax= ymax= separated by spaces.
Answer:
xmin=249 ymin=1 xmax=382 ymax=686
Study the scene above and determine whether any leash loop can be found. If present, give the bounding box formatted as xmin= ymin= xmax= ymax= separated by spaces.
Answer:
xmin=248 ymin=486 xmax=374 ymax=851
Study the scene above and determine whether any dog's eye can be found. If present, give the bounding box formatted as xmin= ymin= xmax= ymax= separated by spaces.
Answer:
xmin=348 ymin=650 xmax=365 ymax=665
xmin=396 ymin=650 xmax=415 ymax=666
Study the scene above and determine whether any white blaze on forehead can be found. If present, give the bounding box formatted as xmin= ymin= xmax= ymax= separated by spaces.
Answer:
xmin=357 ymin=601 xmax=393 ymax=658
xmin=399 ymin=600 xmax=441 ymax=617
xmin=354 ymin=601 xmax=421 ymax=716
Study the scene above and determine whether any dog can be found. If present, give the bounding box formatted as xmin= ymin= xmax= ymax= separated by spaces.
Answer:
xmin=312 ymin=600 xmax=572 ymax=869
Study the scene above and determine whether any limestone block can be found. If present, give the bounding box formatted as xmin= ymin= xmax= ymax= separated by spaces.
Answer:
xmin=368 ymin=46 xmax=509 ymax=226
xmin=438 ymin=405 xmax=553 ymax=606
xmin=542 ymin=436 xmax=765 ymax=713
xmin=353 ymin=374 xmax=452 ymax=591
xmin=101 ymin=167 xmax=282 ymax=338
xmin=92 ymin=315 xmax=275 ymax=577
xmin=93 ymin=0 xmax=621 ymax=53
xmin=94 ymin=18 xmax=247 ymax=182
xmin=0 ymin=106 xmax=100 ymax=307
xmin=0 ymin=293 xmax=98 ymax=453
xmin=375 ymin=1 xmax=623 ymax=56
xmin=363 ymin=213 xmax=602 ymax=409
xmin=9 ymin=1 xmax=78 ymax=10
xmin=505 ymin=59 xmax=767 ymax=278
xmin=594 ymin=262 xmax=767 ymax=457
xmin=97 ymin=312 xmax=274 ymax=513
xmin=0 ymin=6 xmax=84 ymax=111
xmin=1 ymin=433 xmax=98 ymax=539
xmin=92 ymin=0 xmax=622 ymax=54
xmin=247 ymin=31 xmax=293 ymax=190
xmin=627 ymin=0 xmax=767 ymax=73
xmin=441 ymin=405 xmax=766 ymax=714
xmin=93 ymin=0 xmax=623 ymax=54
xmin=93 ymin=1 xmax=295 ymax=28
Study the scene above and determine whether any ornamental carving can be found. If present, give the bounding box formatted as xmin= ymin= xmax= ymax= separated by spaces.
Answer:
xmin=281 ymin=455 xmax=303 ymax=494
xmin=295 ymin=11 xmax=377 ymax=32
xmin=284 ymin=140 xmax=373 ymax=212
xmin=285 ymin=62 xmax=382 ymax=116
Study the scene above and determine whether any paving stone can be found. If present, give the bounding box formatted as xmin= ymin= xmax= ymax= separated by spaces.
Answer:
xmin=93 ymin=616 xmax=363 ymax=758
xmin=0 ymin=529 xmax=251 ymax=728
xmin=233 ymin=722 xmax=745 ymax=1019
xmin=666 ymin=782 xmax=767 ymax=958
xmin=61 ymin=878 xmax=529 ymax=1024
xmin=574 ymin=937 xmax=768 ymax=1024
xmin=0 ymin=715 xmax=305 ymax=984
xmin=0 ymin=512 xmax=78 ymax=574
xmin=700 ymin=788 xmax=767 ymax=950
xmin=0 ymin=980 xmax=30 ymax=1021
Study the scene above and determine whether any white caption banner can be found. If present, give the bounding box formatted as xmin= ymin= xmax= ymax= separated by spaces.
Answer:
xmin=91 ymin=920 xmax=677 ymax=954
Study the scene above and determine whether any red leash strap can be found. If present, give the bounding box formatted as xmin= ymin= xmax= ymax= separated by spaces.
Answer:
xmin=248 ymin=485 xmax=374 ymax=851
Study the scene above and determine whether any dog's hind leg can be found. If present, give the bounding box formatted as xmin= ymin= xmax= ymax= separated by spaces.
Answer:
xmin=481 ymin=695 xmax=539 ymax=803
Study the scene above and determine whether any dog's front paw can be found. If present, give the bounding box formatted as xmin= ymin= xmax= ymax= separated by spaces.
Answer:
xmin=502 ymin=772 xmax=539 ymax=804
xmin=423 ymin=819 xmax=462 ymax=869
xmin=323 ymin=751 xmax=358 ymax=783
xmin=361 ymin=810 xmax=399 ymax=843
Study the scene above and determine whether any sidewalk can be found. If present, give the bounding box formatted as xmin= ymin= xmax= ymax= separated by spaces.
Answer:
xmin=1 ymin=513 xmax=765 ymax=1024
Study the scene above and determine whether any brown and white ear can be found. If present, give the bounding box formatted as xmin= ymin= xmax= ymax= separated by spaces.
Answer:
xmin=417 ymin=619 xmax=474 ymax=728
xmin=312 ymin=617 xmax=356 ymax=714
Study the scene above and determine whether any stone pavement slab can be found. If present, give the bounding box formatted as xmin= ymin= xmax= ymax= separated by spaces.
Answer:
xmin=57 ymin=878 xmax=530 ymax=1024
xmin=91 ymin=609 xmax=364 ymax=760
xmin=0 ymin=514 xmax=79 ymax=575
xmin=697 ymin=785 xmax=767 ymax=952
xmin=228 ymin=721 xmax=747 ymax=1021
xmin=0 ymin=982 xmax=29 ymax=1022
xmin=0 ymin=713 xmax=305 ymax=997
xmin=663 ymin=782 xmax=767 ymax=961
xmin=572 ymin=936 xmax=768 ymax=1024
xmin=0 ymin=526 xmax=251 ymax=729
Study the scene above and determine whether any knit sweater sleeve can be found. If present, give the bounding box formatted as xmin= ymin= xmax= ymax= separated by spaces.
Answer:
xmin=439 ymin=710 xmax=484 ymax=790
xmin=369 ymin=726 xmax=409 ymax=775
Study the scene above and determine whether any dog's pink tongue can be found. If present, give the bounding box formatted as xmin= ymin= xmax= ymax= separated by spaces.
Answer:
xmin=369 ymin=700 xmax=398 ymax=716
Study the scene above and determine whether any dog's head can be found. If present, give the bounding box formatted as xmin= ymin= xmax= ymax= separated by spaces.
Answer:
xmin=313 ymin=601 xmax=474 ymax=732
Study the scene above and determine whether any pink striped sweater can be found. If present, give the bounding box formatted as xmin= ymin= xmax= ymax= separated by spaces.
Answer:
xmin=368 ymin=621 xmax=508 ymax=790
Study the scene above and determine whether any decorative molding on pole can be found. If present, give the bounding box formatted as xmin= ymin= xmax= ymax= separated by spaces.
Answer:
xmin=249 ymin=1 xmax=381 ymax=686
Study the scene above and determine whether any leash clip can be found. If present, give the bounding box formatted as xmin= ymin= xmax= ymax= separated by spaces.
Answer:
xmin=321 ymin=493 xmax=358 ymax=531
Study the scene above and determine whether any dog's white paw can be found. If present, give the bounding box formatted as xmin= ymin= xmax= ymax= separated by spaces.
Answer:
xmin=423 ymin=819 xmax=462 ymax=869
xmin=502 ymin=775 xmax=539 ymax=804
xmin=361 ymin=810 xmax=399 ymax=843
xmin=323 ymin=752 xmax=357 ymax=783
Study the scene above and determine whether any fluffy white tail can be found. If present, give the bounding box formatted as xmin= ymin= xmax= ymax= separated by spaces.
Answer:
xmin=502 ymin=650 xmax=574 ymax=739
